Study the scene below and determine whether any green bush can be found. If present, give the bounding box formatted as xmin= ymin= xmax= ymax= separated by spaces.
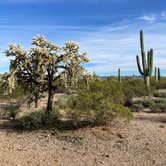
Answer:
xmin=131 ymin=102 xmax=144 ymax=112
xmin=155 ymin=78 xmax=166 ymax=89
xmin=122 ymin=78 xmax=148 ymax=106
xmin=65 ymin=79 xmax=132 ymax=125
xmin=18 ymin=108 xmax=61 ymax=130
xmin=153 ymin=92 xmax=166 ymax=98
xmin=54 ymin=96 xmax=70 ymax=110
xmin=0 ymin=78 xmax=25 ymax=101
xmin=132 ymin=99 xmax=166 ymax=113
xmin=0 ymin=105 xmax=20 ymax=119
xmin=149 ymin=101 xmax=166 ymax=113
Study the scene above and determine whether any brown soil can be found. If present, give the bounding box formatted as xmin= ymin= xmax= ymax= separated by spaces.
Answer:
xmin=0 ymin=112 xmax=166 ymax=166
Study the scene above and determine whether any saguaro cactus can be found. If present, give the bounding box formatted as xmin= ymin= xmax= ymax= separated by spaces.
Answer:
xmin=136 ymin=30 xmax=153 ymax=92
xmin=158 ymin=68 xmax=161 ymax=80
xmin=155 ymin=67 xmax=158 ymax=83
xmin=155 ymin=67 xmax=161 ymax=83
xmin=118 ymin=68 xmax=121 ymax=83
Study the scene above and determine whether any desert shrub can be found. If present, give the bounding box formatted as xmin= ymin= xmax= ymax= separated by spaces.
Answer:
xmin=18 ymin=108 xmax=61 ymax=129
xmin=0 ymin=79 xmax=24 ymax=101
xmin=54 ymin=96 xmax=70 ymax=110
xmin=153 ymin=92 xmax=166 ymax=98
xmin=0 ymin=105 xmax=20 ymax=119
xmin=122 ymin=78 xmax=147 ymax=96
xmin=149 ymin=100 xmax=166 ymax=113
xmin=133 ymin=100 xmax=154 ymax=108
xmin=132 ymin=99 xmax=166 ymax=113
xmin=122 ymin=78 xmax=146 ymax=106
xmin=155 ymin=78 xmax=166 ymax=89
xmin=65 ymin=79 xmax=132 ymax=126
xmin=131 ymin=102 xmax=144 ymax=112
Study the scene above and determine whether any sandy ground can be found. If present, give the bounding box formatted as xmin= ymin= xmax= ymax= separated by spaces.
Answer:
xmin=0 ymin=112 xmax=165 ymax=166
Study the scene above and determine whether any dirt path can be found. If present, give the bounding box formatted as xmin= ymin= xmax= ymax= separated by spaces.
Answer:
xmin=0 ymin=112 xmax=166 ymax=166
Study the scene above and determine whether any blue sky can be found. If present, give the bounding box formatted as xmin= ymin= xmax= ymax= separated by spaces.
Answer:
xmin=0 ymin=0 xmax=166 ymax=76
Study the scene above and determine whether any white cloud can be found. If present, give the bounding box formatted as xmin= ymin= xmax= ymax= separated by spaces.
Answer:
xmin=139 ymin=14 xmax=156 ymax=23
xmin=0 ymin=13 xmax=166 ymax=76
xmin=77 ymin=19 xmax=166 ymax=75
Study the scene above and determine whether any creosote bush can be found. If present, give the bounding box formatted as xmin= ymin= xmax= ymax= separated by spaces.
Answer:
xmin=65 ymin=79 xmax=132 ymax=126
xmin=153 ymin=92 xmax=166 ymax=98
xmin=0 ymin=105 xmax=20 ymax=119
xmin=132 ymin=99 xmax=166 ymax=113
xmin=155 ymin=78 xmax=166 ymax=89
xmin=18 ymin=108 xmax=61 ymax=130
xmin=122 ymin=78 xmax=148 ymax=106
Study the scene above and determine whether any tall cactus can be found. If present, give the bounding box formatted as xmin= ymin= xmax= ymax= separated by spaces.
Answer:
xmin=158 ymin=68 xmax=161 ymax=80
xmin=136 ymin=30 xmax=153 ymax=92
xmin=118 ymin=68 xmax=121 ymax=83
xmin=155 ymin=67 xmax=158 ymax=83
xmin=155 ymin=67 xmax=161 ymax=83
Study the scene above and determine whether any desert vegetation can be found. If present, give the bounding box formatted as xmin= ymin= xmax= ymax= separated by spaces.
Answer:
xmin=0 ymin=30 xmax=165 ymax=130
xmin=0 ymin=30 xmax=166 ymax=165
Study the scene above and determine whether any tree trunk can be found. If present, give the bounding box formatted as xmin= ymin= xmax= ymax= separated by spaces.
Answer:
xmin=35 ymin=94 xmax=38 ymax=108
xmin=46 ymin=87 xmax=54 ymax=113
xmin=35 ymin=100 xmax=38 ymax=108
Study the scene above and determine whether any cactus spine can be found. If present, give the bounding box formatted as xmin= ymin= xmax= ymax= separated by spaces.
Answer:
xmin=118 ymin=68 xmax=121 ymax=83
xmin=136 ymin=30 xmax=153 ymax=92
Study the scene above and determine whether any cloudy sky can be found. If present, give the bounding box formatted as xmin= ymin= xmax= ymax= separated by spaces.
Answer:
xmin=0 ymin=0 xmax=166 ymax=76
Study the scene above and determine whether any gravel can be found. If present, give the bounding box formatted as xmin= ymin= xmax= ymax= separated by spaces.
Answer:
xmin=0 ymin=112 xmax=166 ymax=166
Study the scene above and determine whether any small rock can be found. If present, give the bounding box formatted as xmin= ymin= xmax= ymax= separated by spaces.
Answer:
xmin=159 ymin=125 xmax=164 ymax=128
xmin=117 ymin=133 xmax=125 ymax=139
xmin=105 ymin=154 xmax=109 ymax=158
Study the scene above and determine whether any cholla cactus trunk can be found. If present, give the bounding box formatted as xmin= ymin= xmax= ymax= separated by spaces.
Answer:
xmin=46 ymin=86 xmax=54 ymax=113
xmin=136 ymin=30 xmax=153 ymax=92
xmin=118 ymin=68 xmax=121 ymax=83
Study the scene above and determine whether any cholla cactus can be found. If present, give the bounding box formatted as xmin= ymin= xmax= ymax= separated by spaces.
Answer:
xmin=4 ymin=36 xmax=89 ymax=113
xmin=136 ymin=30 xmax=153 ymax=92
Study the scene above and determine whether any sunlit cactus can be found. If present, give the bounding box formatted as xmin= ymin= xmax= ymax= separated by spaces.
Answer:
xmin=136 ymin=30 xmax=153 ymax=92
xmin=4 ymin=36 xmax=89 ymax=113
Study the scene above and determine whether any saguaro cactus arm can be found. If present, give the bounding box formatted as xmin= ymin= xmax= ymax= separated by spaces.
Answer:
xmin=136 ymin=55 xmax=144 ymax=75
xmin=140 ymin=30 xmax=147 ymax=72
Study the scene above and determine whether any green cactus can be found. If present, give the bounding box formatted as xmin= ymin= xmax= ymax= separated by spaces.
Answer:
xmin=136 ymin=30 xmax=153 ymax=92
xmin=158 ymin=68 xmax=161 ymax=80
xmin=155 ymin=67 xmax=158 ymax=83
xmin=154 ymin=67 xmax=161 ymax=83
xmin=118 ymin=68 xmax=121 ymax=83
